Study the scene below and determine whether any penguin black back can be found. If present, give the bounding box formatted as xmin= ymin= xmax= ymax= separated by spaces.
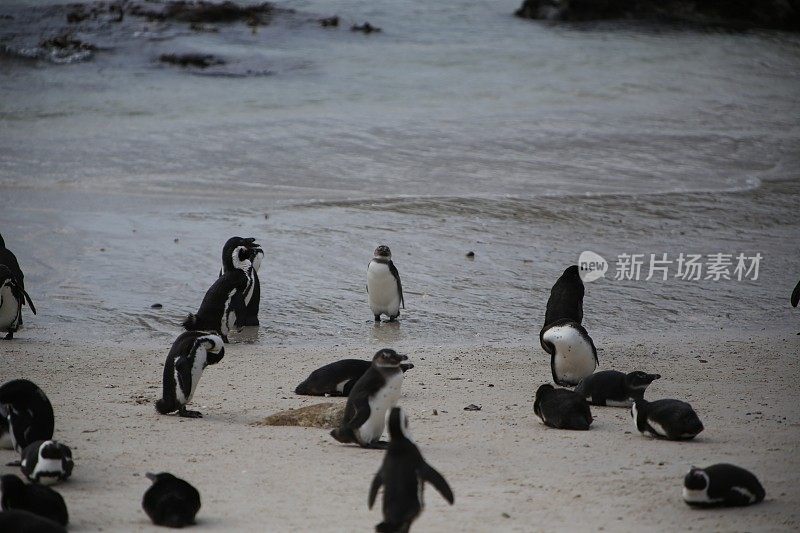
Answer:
xmin=0 ymin=509 xmax=66 ymax=533
xmin=683 ymin=464 xmax=765 ymax=507
xmin=142 ymin=472 xmax=201 ymax=528
xmin=0 ymin=474 xmax=68 ymax=526
xmin=0 ymin=380 xmax=54 ymax=451
xmin=543 ymin=265 xmax=584 ymax=328
xmin=534 ymin=384 xmax=593 ymax=430
xmin=575 ymin=370 xmax=661 ymax=407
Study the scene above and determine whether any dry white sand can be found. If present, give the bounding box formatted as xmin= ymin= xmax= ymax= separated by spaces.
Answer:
xmin=1 ymin=328 xmax=798 ymax=532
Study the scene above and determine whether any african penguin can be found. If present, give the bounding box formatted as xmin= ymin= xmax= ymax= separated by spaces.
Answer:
xmin=631 ymin=399 xmax=704 ymax=440
xmin=331 ymin=349 xmax=408 ymax=449
xmin=534 ymin=384 xmax=593 ymax=430
xmin=0 ymin=234 xmax=36 ymax=339
xmin=18 ymin=440 xmax=73 ymax=484
xmin=575 ymin=370 xmax=661 ymax=407
xmin=0 ymin=474 xmax=68 ymax=526
xmin=0 ymin=379 xmax=54 ymax=452
xmin=142 ymin=472 xmax=201 ymax=528
xmin=543 ymin=265 xmax=584 ymax=328
xmin=183 ymin=245 xmax=254 ymax=342
xmin=220 ymin=236 xmax=263 ymax=327
xmin=0 ymin=509 xmax=66 ymax=533
xmin=155 ymin=331 xmax=225 ymax=419
xmin=682 ymin=464 xmax=765 ymax=507
xmin=367 ymin=245 xmax=404 ymax=322
xmin=540 ymin=318 xmax=598 ymax=387
xmin=295 ymin=359 xmax=414 ymax=397
xmin=369 ymin=407 xmax=454 ymax=533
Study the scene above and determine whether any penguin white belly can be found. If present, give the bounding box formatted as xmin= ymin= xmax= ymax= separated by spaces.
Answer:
xmin=358 ymin=372 xmax=403 ymax=443
xmin=682 ymin=487 xmax=721 ymax=504
xmin=222 ymin=289 xmax=237 ymax=335
xmin=186 ymin=349 xmax=208 ymax=403
xmin=367 ymin=263 xmax=400 ymax=316
xmin=0 ymin=286 xmax=19 ymax=331
xmin=544 ymin=325 xmax=596 ymax=385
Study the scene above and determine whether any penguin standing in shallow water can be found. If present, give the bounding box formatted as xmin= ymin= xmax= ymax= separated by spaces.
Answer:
xmin=142 ymin=472 xmax=201 ymax=528
xmin=534 ymin=384 xmax=593 ymax=430
xmin=155 ymin=331 xmax=225 ymax=418
xmin=183 ymin=245 xmax=254 ymax=342
xmin=682 ymin=464 xmax=765 ymax=507
xmin=219 ymin=237 xmax=263 ymax=327
xmin=331 ymin=349 xmax=408 ymax=449
xmin=18 ymin=440 xmax=73 ymax=484
xmin=631 ymin=398 xmax=704 ymax=440
xmin=0 ymin=474 xmax=69 ymax=526
xmin=575 ymin=370 xmax=661 ymax=407
xmin=0 ymin=379 xmax=54 ymax=452
xmin=295 ymin=359 xmax=414 ymax=397
xmin=367 ymin=245 xmax=404 ymax=322
xmin=369 ymin=407 xmax=454 ymax=533
xmin=0 ymin=234 xmax=36 ymax=340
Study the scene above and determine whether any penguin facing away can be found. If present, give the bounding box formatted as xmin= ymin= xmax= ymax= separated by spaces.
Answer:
xmin=0 ymin=379 xmax=54 ymax=452
xmin=295 ymin=359 xmax=414 ymax=397
xmin=0 ymin=234 xmax=36 ymax=339
xmin=542 ymin=265 xmax=584 ymax=328
xmin=631 ymin=399 xmax=704 ymax=441
xmin=0 ymin=474 xmax=69 ymax=526
xmin=142 ymin=472 xmax=201 ymax=528
xmin=19 ymin=440 xmax=73 ymax=485
xmin=540 ymin=318 xmax=598 ymax=387
xmin=155 ymin=331 xmax=225 ymax=419
xmin=682 ymin=464 xmax=765 ymax=507
xmin=367 ymin=245 xmax=404 ymax=322
xmin=369 ymin=407 xmax=454 ymax=533
xmin=0 ymin=509 xmax=66 ymax=533
xmin=331 ymin=349 xmax=408 ymax=449
xmin=183 ymin=245 xmax=254 ymax=342
xmin=534 ymin=384 xmax=593 ymax=430
xmin=219 ymin=237 xmax=263 ymax=327
xmin=575 ymin=370 xmax=661 ymax=407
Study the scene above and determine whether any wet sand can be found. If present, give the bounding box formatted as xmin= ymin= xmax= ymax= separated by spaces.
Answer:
xmin=1 ymin=328 xmax=798 ymax=531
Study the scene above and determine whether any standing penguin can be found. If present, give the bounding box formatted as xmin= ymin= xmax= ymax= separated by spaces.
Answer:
xmin=18 ymin=440 xmax=73 ymax=484
xmin=367 ymin=245 xmax=404 ymax=322
xmin=631 ymin=398 xmax=704 ymax=441
xmin=295 ymin=359 xmax=414 ymax=397
xmin=142 ymin=472 xmax=201 ymax=528
xmin=183 ymin=245 xmax=254 ymax=342
xmin=0 ymin=380 xmax=54 ymax=452
xmin=155 ymin=331 xmax=225 ymax=419
xmin=682 ymin=464 xmax=765 ymax=507
xmin=0 ymin=474 xmax=69 ymax=526
xmin=331 ymin=349 xmax=408 ymax=449
xmin=575 ymin=370 xmax=661 ymax=407
xmin=0 ymin=234 xmax=36 ymax=340
xmin=220 ymin=237 xmax=263 ymax=327
xmin=533 ymin=384 xmax=593 ymax=430
xmin=368 ymin=407 xmax=454 ymax=533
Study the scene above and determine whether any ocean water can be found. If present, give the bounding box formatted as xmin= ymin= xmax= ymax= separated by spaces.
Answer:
xmin=0 ymin=0 xmax=798 ymax=349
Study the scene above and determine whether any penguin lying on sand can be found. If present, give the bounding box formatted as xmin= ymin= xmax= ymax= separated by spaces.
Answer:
xmin=219 ymin=237 xmax=263 ymax=327
xmin=631 ymin=398 xmax=704 ymax=440
xmin=0 ymin=509 xmax=66 ymax=533
xmin=683 ymin=464 xmax=765 ymax=507
xmin=0 ymin=474 xmax=68 ymax=526
xmin=295 ymin=359 xmax=414 ymax=397
xmin=142 ymin=472 xmax=201 ymax=528
xmin=17 ymin=440 xmax=73 ymax=484
xmin=534 ymin=384 xmax=593 ymax=430
xmin=367 ymin=245 xmax=404 ymax=322
xmin=369 ymin=407 xmax=454 ymax=533
xmin=575 ymin=370 xmax=660 ymax=407
xmin=0 ymin=379 xmax=54 ymax=452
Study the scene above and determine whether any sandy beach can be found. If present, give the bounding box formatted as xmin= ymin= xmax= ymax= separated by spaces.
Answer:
xmin=2 ymin=327 xmax=798 ymax=531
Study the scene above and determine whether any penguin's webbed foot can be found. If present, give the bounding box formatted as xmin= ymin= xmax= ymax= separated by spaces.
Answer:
xmin=178 ymin=408 xmax=203 ymax=419
xmin=388 ymin=315 xmax=399 ymax=322
xmin=221 ymin=335 xmax=229 ymax=344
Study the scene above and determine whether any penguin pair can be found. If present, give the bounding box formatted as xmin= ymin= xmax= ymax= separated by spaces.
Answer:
xmin=368 ymin=407 xmax=454 ymax=533
xmin=295 ymin=358 xmax=414 ymax=397
xmin=682 ymin=464 xmax=765 ymax=507
xmin=575 ymin=370 xmax=661 ymax=407
xmin=0 ymin=234 xmax=36 ymax=340
xmin=155 ymin=331 xmax=225 ymax=418
xmin=0 ymin=379 xmax=54 ymax=452
xmin=219 ymin=236 xmax=263 ymax=327
xmin=540 ymin=266 xmax=597 ymax=387
xmin=0 ymin=474 xmax=68 ymax=526
xmin=13 ymin=440 xmax=74 ymax=484
xmin=142 ymin=472 xmax=201 ymax=527
xmin=367 ymin=245 xmax=404 ymax=322
xmin=183 ymin=245 xmax=255 ymax=343
xmin=534 ymin=384 xmax=593 ymax=430
xmin=631 ymin=399 xmax=704 ymax=441
xmin=331 ymin=349 xmax=408 ymax=449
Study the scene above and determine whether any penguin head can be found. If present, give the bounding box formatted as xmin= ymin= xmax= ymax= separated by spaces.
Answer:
xmin=626 ymin=371 xmax=661 ymax=390
xmin=222 ymin=237 xmax=261 ymax=269
xmin=39 ymin=440 xmax=70 ymax=461
xmin=684 ymin=467 xmax=709 ymax=491
xmin=372 ymin=348 xmax=408 ymax=368
xmin=630 ymin=399 xmax=649 ymax=431
xmin=231 ymin=246 xmax=254 ymax=269
xmin=145 ymin=472 xmax=179 ymax=484
xmin=533 ymin=384 xmax=555 ymax=416
xmin=387 ymin=406 xmax=413 ymax=442
xmin=373 ymin=245 xmax=391 ymax=259
xmin=563 ymin=265 xmax=580 ymax=278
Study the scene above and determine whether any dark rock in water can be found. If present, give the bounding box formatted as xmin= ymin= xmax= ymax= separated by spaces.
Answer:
xmin=40 ymin=33 xmax=96 ymax=52
xmin=150 ymin=303 xmax=163 ymax=309
xmin=130 ymin=1 xmax=274 ymax=26
xmin=189 ymin=22 xmax=219 ymax=32
xmin=351 ymin=22 xmax=381 ymax=33
xmin=514 ymin=0 xmax=800 ymax=31
xmin=159 ymin=53 xmax=225 ymax=68
xmin=37 ymin=33 xmax=96 ymax=62
xmin=466 ymin=251 xmax=475 ymax=259
xmin=319 ymin=16 xmax=339 ymax=28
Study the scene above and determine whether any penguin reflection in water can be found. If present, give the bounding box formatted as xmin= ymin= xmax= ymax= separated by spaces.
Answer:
xmin=367 ymin=245 xmax=404 ymax=322
xmin=369 ymin=407 xmax=454 ymax=533
xmin=142 ymin=472 xmax=201 ymax=528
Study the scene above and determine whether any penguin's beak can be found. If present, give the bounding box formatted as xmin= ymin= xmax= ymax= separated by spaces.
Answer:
xmin=145 ymin=472 xmax=157 ymax=481
xmin=650 ymin=374 xmax=662 ymax=381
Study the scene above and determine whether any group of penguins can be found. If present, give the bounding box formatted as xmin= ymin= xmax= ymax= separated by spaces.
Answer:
xmin=1 ymin=233 xmax=796 ymax=531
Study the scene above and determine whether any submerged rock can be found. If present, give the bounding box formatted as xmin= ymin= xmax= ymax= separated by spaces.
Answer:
xmin=159 ymin=53 xmax=226 ymax=68
xmin=253 ymin=402 xmax=345 ymax=429
xmin=130 ymin=1 xmax=275 ymax=26
xmin=351 ymin=22 xmax=381 ymax=33
xmin=319 ymin=16 xmax=339 ymax=28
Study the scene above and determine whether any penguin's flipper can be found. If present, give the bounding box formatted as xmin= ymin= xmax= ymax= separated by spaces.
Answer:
xmin=389 ymin=261 xmax=404 ymax=309
xmin=5 ymin=459 xmax=21 ymax=466
xmin=792 ymin=279 xmax=800 ymax=307
xmin=174 ymin=356 xmax=193 ymax=398
xmin=420 ymin=462 xmax=454 ymax=504
xmin=368 ymin=472 xmax=383 ymax=509
xmin=22 ymin=288 xmax=36 ymax=315
xmin=346 ymin=396 xmax=371 ymax=431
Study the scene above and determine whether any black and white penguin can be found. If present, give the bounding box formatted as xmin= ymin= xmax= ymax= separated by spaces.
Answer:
xmin=183 ymin=245 xmax=254 ymax=342
xmin=0 ymin=474 xmax=68 ymax=526
xmin=330 ymin=349 xmax=408 ymax=449
xmin=295 ymin=359 xmax=414 ymax=397
xmin=368 ymin=407 xmax=454 ymax=533
xmin=0 ymin=509 xmax=66 ymax=533
xmin=631 ymin=399 xmax=704 ymax=440
xmin=142 ymin=472 xmax=201 ymax=528
xmin=18 ymin=440 xmax=73 ymax=484
xmin=155 ymin=331 xmax=225 ymax=419
xmin=0 ymin=379 xmax=54 ymax=452
xmin=220 ymin=236 xmax=263 ymax=327
xmin=682 ymin=464 xmax=765 ymax=507
xmin=0 ymin=234 xmax=36 ymax=340
xmin=533 ymin=384 xmax=593 ymax=430
xmin=367 ymin=245 xmax=404 ymax=322
xmin=575 ymin=370 xmax=661 ymax=407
